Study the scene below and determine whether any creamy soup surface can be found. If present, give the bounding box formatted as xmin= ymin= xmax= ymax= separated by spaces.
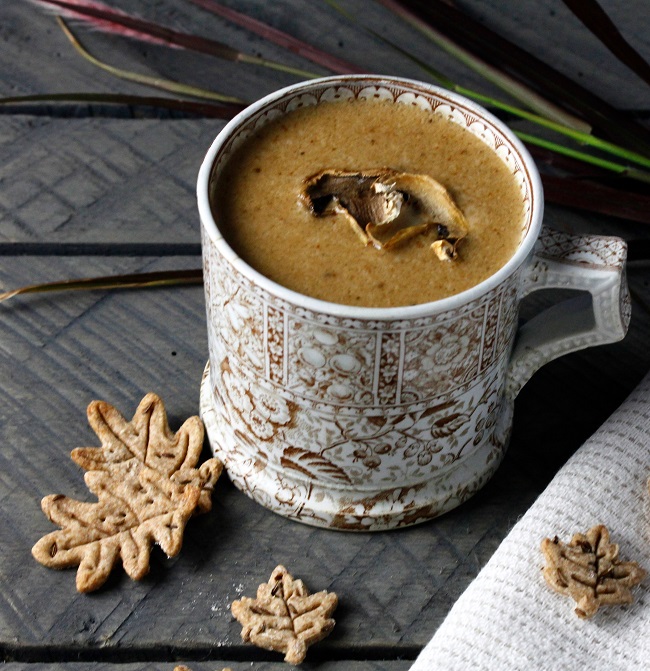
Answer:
xmin=213 ymin=98 xmax=524 ymax=307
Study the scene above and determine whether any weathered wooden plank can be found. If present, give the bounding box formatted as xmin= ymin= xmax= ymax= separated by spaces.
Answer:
xmin=1 ymin=255 xmax=650 ymax=661
xmin=1 ymin=0 xmax=649 ymax=245
xmin=0 ymin=114 xmax=646 ymax=247
xmin=0 ymin=117 xmax=221 ymax=244
xmin=1 ymin=0 xmax=650 ymax=665
xmin=0 ymin=1 xmax=301 ymax=105
xmin=0 ymin=663 xmax=413 ymax=671
xmin=453 ymin=0 xmax=650 ymax=110
xmin=2 ymin=1 xmax=647 ymax=109
xmin=0 ymin=0 xmax=497 ymax=105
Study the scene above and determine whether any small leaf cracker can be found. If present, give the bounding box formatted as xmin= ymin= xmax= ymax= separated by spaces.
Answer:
xmin=541 ymin=524 xmax=646 ymax=618
xmin=232 ymin=565 xmax=338 ymax=664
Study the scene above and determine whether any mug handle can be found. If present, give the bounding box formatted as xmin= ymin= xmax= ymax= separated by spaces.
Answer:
xmin=505 ymin=226 xmax=631 ymax=400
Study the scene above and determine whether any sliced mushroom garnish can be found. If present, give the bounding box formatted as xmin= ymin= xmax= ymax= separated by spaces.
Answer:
xmin=302 ymin=168 xmax=468 ymax=259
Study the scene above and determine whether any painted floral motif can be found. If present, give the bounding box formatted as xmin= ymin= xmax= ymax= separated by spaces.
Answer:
xmin=199 ymin=77 xmax=627 ymax=531
xmin=219 ymin=358 xmax=295 ymax=442
xmin=536 ymin=228 xmax=627 ymax=268
xmin=402 ymin=319 xmax=481 ymax=397
xmin=472 ymin=400 xmax=500 ymax=450
xmin=286 ymin=320 xmax=377 ymax=405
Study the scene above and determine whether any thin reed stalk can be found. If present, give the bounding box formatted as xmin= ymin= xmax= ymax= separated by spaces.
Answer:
xmin=0 ymin=270 xmax=203 ymax=304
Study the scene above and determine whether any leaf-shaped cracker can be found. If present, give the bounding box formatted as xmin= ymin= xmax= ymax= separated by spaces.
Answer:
xmin=232 ymin=565 xmax=338 ymax=664
xmin=71 ymin=392 xmax=220 ymax=513
xmin=32 ymin=393 xmax=223 ymax=592
xmin=302 ymin=168 xmax=468 ymax=259
xmin=541 ymin=524 xmax=646 ymax=618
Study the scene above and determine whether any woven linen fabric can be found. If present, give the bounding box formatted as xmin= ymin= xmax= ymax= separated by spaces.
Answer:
xmin=410 ymin=371 xmax=650 ymax=670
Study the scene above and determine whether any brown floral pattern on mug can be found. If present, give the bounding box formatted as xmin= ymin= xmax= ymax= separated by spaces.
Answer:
xmin=202 ymin=211 xmax=521 ymax=528
xmin=220 ymin=358 xmax=295 ymax=442
xmin=196 ymin=78 xmax=630 ymax=530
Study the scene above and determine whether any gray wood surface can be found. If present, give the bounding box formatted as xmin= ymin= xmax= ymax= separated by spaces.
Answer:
xmin=2 ymin=257 xmax=650 ymax=662
xmin=0 ymin=664 xmax=412 ymax=671
xmin=1 ymin=0 xmax=649 ymax=667
xmin=0 ymin=117 xmax=218 ymax=245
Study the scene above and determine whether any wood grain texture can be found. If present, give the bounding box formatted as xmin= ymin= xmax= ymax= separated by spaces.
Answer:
xmin=0 ymin=664 xmax=412 ymax=671
xmin=1 ymin=1 xmax=648 ymax=244
xmin=0 ymin=117 xmax=222 ymax=244
xmin=452 ymin=0 xmax=650 ymax=110
xmin=2 ymin=664 xmax=413 ymax=671
xmin=2 ymin=0 xmax=647 ymax=106
xmin=0 ymin=114 xmax=647 ymax=246
xmin=1 ymin=0 xmax=649 ymax=666
xmin=1 ymin=257 xmax=650 ymax=662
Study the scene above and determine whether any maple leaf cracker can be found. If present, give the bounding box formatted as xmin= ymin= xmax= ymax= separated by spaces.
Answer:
xmin=32 ymin=393 xmax=223 ymax=592
xmin=232 ymin=565 xmax=338 ymax=664
xmin=541 ymin=524 xmax=646 ymax=618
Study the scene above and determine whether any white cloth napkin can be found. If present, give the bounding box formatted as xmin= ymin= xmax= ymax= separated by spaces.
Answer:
xmin=410 ymin=371 xmax=650 ymax=670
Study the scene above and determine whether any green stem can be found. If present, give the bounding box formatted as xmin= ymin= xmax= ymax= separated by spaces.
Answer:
xmin=0 ymin=92 xmax=245 ymax=118
xmin=375 ymin=28 xmax=650 ymax=181
xmin=334 ymin=3 xmax=650 ymax=173
xmin=459 ymin=87 xmax=650 ymax=170
xmin=329 ymin=2 xmax=650 ymax=174
xmin=515 ymin=132 xmax=650 ymax=183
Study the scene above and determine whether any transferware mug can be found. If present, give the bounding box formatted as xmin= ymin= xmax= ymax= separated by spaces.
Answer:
xmin=197 ymin=75 xmax=629 ymax=531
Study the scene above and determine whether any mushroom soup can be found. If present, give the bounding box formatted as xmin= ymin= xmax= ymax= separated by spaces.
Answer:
xmin=212 ymin=98 xmax=524 ymax=307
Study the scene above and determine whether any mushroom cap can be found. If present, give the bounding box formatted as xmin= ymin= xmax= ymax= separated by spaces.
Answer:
xmin=302 ymin=168 xmax=468 ymax=258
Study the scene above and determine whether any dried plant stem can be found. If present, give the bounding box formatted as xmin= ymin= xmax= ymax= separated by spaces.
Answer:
xmin=364 ymin=32 xmax=650 ymax=174
xmin=372 ymin=0 xmax=589 ymax=133
xmin=0 ymin=269 xmax=203 ymax=304
xmin=37 ymin=0 xmax=320 ymax=79
xmin=330 ymin=2 xmax=650 ymax=177
xmin=562 ymin=0 xmax=650 ymax=87
xmin=541 ymin=178 xmax=650 ymax=224
xmin=57 ymin=18 xmax=245 ymax=103
xmin=236 ymin=53 xmax=319 ymax=79
xmin=0 ymin=92 xmax=245 ymax=117
xmin=190 ymin=0 xmax=363 ymax=74
xmin=396 ymin=0 xmax=650 ymax=155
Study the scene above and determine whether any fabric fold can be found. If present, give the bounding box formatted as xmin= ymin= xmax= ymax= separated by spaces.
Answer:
xmin=410 ymin=371 xmax=650 ymax=670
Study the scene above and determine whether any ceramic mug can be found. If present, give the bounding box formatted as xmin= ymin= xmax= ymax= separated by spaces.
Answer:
xmin=197 ymin=75 xmax=629 ymax=531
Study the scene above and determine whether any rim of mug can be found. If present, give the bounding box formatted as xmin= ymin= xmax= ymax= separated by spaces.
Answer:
xmin=197 ymin=74 xmax=544 ymax=319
